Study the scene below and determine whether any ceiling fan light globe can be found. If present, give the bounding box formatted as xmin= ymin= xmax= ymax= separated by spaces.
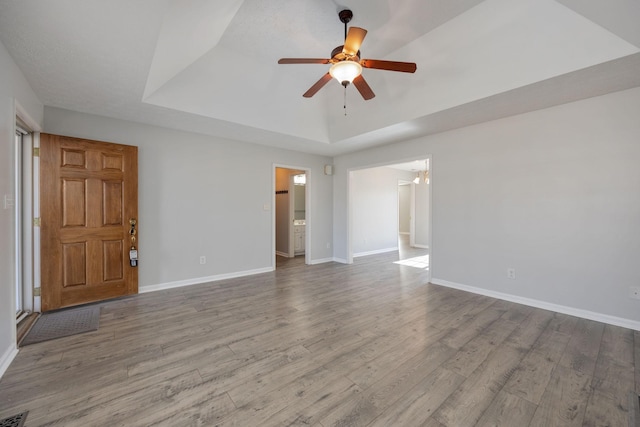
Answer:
xmin=329 ymin=61 xmax=362 ymax=86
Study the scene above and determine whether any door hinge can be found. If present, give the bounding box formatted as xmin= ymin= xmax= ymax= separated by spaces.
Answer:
xmin=33 ymin=147 xmax=40 ymax=157
xmin=33 ymin=287 xmax=41 ymax=296
xmin=33 ymin=217 xmax=41 ymax=227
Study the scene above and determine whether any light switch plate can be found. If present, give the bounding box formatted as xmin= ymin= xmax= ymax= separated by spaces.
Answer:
xmin=3 ymin=194 xmax=14 ymax=209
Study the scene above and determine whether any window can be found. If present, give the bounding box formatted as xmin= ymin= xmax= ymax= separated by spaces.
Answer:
xmin=293 ymin=174 xmax=306 ymax=185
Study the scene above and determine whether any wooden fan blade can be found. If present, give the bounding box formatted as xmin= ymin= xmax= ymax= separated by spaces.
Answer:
xmin=303 ymin=73 xmax=333 ymax=98
xmin=361 ymin=59 xmax=417 ymax=73
xmin=353 ymin=75 xmax=375 ymax=100
xmin=343 ymin=27 xmax=367 ymax=57
xmin=278 ymin=58 xmax=330 ymax=64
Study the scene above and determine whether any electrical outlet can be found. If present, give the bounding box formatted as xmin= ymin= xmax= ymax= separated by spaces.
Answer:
xmin=326 ymin=243 xmax=330 ymax=249
xmin=630 ymin=286 xmax=640 ymax=300
xmin=199 ymin=256 xmax=206 ymax=265
xmin=507 ymin=268 xmax=516 ymax=279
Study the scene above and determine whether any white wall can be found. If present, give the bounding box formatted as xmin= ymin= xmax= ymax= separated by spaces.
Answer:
xmin=44 ymin=107 xmax=333 ymax=290
xmin=334 ymin=87 xmax=640 ymax=327
xmin=351 ymin=167 xmax=415 ymax=256
xmin=0 ymin=39 xmax=43 ymax=375
xmin=414 ymin=179 xmax=430 ymax=247
xmin=398 ymin=184 xmax=410 ymax=234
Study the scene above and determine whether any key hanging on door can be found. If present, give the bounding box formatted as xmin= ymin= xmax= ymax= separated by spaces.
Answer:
xmin=129 ymin=218 xmax=138 ymax=267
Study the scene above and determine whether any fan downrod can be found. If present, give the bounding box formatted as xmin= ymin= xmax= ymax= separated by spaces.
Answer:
xmin=338 ymin=9 xmax=353 ymax=40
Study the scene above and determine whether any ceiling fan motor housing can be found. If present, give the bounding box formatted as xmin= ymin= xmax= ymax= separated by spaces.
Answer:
xmin=331 ymin=45 xmax=360 ymax=61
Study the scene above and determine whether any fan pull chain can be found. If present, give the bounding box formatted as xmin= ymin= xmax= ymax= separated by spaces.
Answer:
xmin=344 ymin=86 xmax=348 ymax=116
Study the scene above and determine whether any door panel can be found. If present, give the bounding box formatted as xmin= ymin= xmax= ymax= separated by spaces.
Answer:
xmin=103 ymin=181 xmax=123 ymax=225
xmin=62 ymin=179 xmax=86 ymax=226
xmin=103 ymin=240 xmax=124 ymax=282
xmin=41 ymin=133 xmax=138 ymax=311
xmin=62 ymin=242 xmax=86 ymax=287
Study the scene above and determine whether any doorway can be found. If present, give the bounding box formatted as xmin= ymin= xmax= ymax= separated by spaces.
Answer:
xmin=347 ymin=157 xmax=431 ymax=278
xmin=274 ymin=166 xmax=309 ymax=268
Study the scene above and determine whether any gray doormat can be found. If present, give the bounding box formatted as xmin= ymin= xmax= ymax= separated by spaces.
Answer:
xmin=20 ymin=306 xmax=100 ymax=346
xmin=0 ymin=411 xmax=27 ymax=427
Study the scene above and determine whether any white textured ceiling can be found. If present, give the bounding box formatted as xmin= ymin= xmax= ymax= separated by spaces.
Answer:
xmin=0 ymin=0 xmax=639 ymax=156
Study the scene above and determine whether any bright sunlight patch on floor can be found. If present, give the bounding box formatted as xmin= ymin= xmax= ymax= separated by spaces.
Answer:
xmin=394 ymin=254 xmax=429 ymax=270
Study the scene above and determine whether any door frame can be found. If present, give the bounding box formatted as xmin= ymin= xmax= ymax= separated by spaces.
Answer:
xmin=15 ymin=103 xmax=42 ymax=319
xmin=289 ymin=171 xmax=307 ymax=258
xmin=272 ymin=164 xmax=311 ymax=268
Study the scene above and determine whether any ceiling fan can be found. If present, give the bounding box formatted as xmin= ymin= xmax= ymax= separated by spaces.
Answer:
xmin=278 ymin=9 xmax=417 ymax=100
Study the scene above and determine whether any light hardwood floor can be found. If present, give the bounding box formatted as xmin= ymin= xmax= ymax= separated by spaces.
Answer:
xmin=1 ymin=239 xmax=638 ymax=426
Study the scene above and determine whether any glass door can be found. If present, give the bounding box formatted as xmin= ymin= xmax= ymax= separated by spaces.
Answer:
xmin=15 ymin=130 xmax=23 ymax=316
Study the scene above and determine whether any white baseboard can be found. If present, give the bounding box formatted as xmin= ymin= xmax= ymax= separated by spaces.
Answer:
xmin=431 ymin=278 xmax=640 ymax=331
xmin=412 ymin=244 xmax=429 ymax=249
xmin=332 ymin=257 xmax=349 ymax=264
xmin=0 ymin=345 xmax=18 ymax=379
xmin=140 ymin=267 xmax=274 ymax=294
xmin=309 ymin=257 xmax=335 ymax=265
xmin=275 ymin=251 xmax=290 ymax=258
xmin=353 ymin=247 xmax=398 ymax=258
xmin=399 ymin=232 xmax=410 ymax=235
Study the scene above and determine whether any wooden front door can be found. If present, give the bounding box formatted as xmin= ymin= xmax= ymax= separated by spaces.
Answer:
xmin=40 ymin=134 xmax=138 ymax=311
